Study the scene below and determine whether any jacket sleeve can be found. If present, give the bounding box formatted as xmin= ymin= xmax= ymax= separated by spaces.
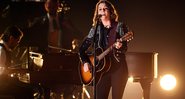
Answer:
xmin=79 ymin=27 xmax=95 ymax=63
xmin=116 ymin=22 xmax=129 ymax=54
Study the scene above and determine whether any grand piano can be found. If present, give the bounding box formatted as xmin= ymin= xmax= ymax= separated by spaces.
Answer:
xmin=126 ymin=52 xmax=158 ymax=99
xmin=29 ymin=52 xmax=82 ymax=99
xmin=30 ymin=52 xmax=81 ymax=85
xmin=27 ymin=51 xmax=158 ymax=99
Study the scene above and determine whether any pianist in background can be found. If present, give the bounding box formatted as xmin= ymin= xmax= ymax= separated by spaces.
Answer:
xmin=0 ymin=26 xmax=41 ymax=99
xmin=79 ymin=0 xmax=133 ymax=99
xmin=28 ymin=0 xmax=81 ymax=54
xmin=0 ymin=26 xmax=23 ymax=75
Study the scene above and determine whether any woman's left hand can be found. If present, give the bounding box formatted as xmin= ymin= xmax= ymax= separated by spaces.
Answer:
xmin=115 ymin=40 xmax=122 ymax=49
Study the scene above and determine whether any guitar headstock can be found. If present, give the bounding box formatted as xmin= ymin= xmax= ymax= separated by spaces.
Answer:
xmin=121 ymin=31 xmax=134 ymax=42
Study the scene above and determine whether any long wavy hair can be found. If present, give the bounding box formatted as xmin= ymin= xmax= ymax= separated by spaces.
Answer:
xmin=92 ymin=0 xmax=119 ymax=26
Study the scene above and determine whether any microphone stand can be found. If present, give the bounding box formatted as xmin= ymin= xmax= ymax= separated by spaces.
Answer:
xmin=92 ymin=18 xmax=101 ymax=99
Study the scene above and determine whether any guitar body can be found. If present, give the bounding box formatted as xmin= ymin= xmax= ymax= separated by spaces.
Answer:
xmin=79 ymin=47 xmax=111 ymax=85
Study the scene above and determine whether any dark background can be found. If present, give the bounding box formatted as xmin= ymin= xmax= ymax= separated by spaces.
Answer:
xmin=0 ymin=0 xmax=185 ymax=99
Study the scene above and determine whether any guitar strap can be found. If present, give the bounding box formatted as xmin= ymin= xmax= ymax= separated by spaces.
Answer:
xmin=107 ymin=22 xmax=118 ymax=48
xmin=107 ymin=22 xmax=124 ymax=62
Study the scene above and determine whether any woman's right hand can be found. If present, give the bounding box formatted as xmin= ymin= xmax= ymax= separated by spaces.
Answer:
xmin=83 ymin=62 xmax=90 ymax=72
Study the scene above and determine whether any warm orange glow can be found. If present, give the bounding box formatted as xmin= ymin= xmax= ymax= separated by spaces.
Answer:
xmin=160 ymin=74 xmax=177 ymax=91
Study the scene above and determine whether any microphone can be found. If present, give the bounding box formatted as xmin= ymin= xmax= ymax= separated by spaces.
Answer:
xmin=97 ymin=14 xmax=102 ymax=19
xmin=97 ymin=14 xmax=103 ymax=24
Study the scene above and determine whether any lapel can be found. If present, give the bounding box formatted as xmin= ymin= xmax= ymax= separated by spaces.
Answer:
xmin=107 ymin=21 xmax=118 ymax=47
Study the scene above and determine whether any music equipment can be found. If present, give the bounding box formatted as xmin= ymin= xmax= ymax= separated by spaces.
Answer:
xmin=6 ymin=51 xmax=157 ymax=99
xmin=28 ymin=52 xmax=82 ymax=98
xmin=29 ymin=53 xmax=82 ymax=85
xmin=79 ymin=32 xmax=133 ymax=85
xmin=126 ymin=52 xmax=158 ymax=80
xmin=126 ymin=52 xmax=158 ymax=99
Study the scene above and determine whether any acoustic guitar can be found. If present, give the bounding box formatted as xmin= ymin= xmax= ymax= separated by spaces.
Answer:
xmin=79 ymin=32 xmax=133 ymax=85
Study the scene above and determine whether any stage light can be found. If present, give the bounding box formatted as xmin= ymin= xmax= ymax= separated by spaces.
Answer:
xmin=128 ymin=76 xmax=134 ymax=82
xmin=160 ymin=74 xmax=176 ymax=91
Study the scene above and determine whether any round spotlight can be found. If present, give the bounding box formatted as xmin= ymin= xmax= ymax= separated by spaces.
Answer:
xmin=160 ymin=74 xmax=177 ymax=91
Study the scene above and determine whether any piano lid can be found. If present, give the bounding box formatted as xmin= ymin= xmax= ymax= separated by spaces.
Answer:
xmin=126 ymin=52 xmax=158 ymax=79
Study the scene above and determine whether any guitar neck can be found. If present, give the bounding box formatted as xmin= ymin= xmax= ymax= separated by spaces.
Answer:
xmin=97 ymin=45 xmax=114 ymax=61
xmin=97 ymin=32 xmax=133 ymax=61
